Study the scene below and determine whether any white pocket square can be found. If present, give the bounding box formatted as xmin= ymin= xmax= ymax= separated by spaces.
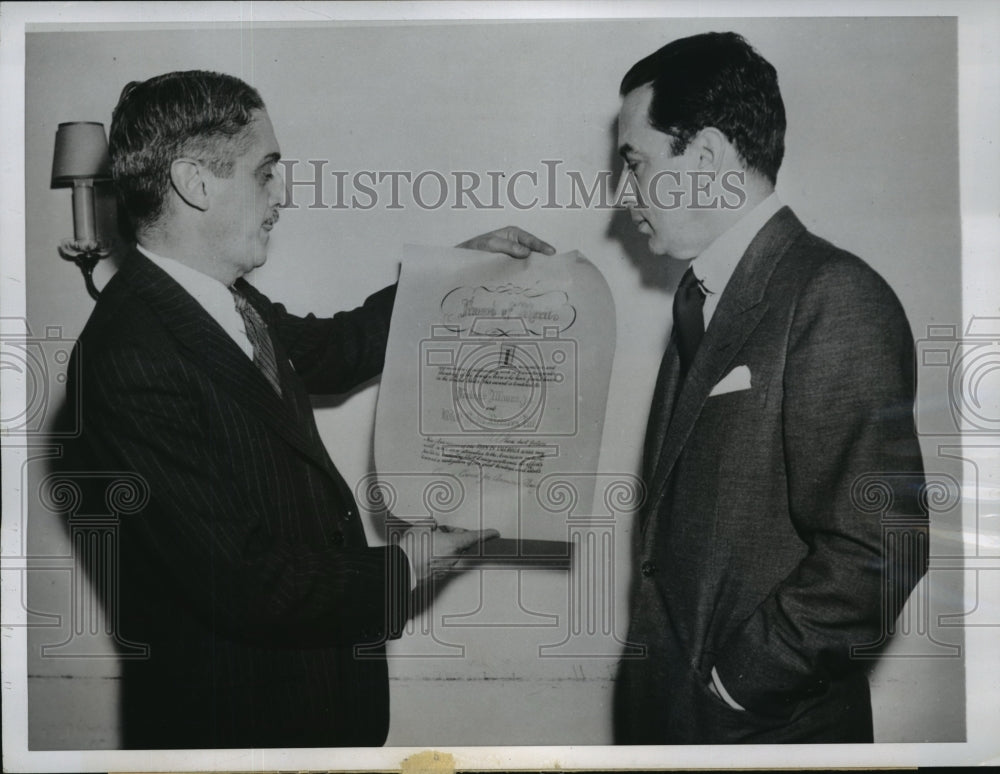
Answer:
xmin=709 ymin=365 xmax=752 ymax=397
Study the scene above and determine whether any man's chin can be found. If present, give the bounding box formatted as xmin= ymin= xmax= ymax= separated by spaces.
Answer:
xmin=247 ymin=250 xmax=268 ymax=272
xmin=647 ymin=236 xmax=671 ymax=257
xmin=252 ymin=237 xmax=270 ymax=265
xmin=647 ymin=235 xmax=687 ymax=261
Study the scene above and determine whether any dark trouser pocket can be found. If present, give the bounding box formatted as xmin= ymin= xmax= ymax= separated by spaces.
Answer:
xmin=687 ymin=665 xmax=874 ymax=744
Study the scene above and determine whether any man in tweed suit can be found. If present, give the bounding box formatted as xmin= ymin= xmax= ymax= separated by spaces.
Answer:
xmin=612 ymin=33 xmax=928 ymax=743
xmin=63 ymin=70 xmax=552 ymax=749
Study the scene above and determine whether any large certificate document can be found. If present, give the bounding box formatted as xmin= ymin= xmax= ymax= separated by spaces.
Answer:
xmin=373 ymin=245 xmax=616 ymax=545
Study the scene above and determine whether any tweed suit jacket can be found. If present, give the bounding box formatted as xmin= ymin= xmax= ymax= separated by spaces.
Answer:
xmin=614 ymin=208 xmax=927 ymax=744
xmin=63 ymin=249 xmax=411 ymax=749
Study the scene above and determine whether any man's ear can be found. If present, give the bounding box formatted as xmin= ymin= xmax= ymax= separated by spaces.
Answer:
xmin=691 ymin=127 xmax=732 ymax=173
xmin=169 ymin=158 xmax=210 ymax=212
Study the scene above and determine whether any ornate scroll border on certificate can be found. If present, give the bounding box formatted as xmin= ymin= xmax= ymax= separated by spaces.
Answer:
xmin=374 ymin=245 xmax=615 ymax=549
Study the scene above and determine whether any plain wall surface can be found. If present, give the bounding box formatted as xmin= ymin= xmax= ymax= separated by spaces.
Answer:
xmin=22 ymin=18 xmax=964 ymax=748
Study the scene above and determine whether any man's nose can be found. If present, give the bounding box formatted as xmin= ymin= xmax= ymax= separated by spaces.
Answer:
xmin=615 ymin=169 xmax=639 ymax=209
xmin=268 ymin=166 xmax=285 ymax=206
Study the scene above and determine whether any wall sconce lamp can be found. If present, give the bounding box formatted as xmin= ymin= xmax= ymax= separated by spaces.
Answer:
xmin=51 ymin=121 xmax=112 ymax=300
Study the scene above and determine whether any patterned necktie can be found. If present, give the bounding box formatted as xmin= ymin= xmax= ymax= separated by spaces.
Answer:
xmin=231 ymin=288 xmax=283 ymax=397
xmin=673 ymin=266 xmax=707 ymax=376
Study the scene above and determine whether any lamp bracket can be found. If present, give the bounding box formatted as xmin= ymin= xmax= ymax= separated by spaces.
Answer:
xmin=58 ymin=239 xmax=110 ymax=301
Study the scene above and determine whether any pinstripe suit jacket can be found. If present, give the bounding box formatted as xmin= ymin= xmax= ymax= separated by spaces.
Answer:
xmin=614 ymin=208 xmax=928 ymax=744
xmin=64 ymin=248 xmax=410 ymax=748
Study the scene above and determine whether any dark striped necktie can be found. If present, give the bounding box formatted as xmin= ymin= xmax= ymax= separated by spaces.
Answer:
xmin=230 ymin=288 xmax=283 ymax=397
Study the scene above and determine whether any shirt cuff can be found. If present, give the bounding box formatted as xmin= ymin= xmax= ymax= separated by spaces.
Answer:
xmin=711 ymin=666 xmax=746 ymax=711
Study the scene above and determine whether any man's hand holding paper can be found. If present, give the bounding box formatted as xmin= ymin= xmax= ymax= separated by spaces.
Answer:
xmin=456 ymin=225 xmax=556 ymax=259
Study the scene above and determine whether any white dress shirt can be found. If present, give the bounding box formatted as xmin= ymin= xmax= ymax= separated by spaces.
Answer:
xmin=689 ymin=192 xmax=783 ymax=331
xmin=136 ymin=244 xmax=254 ymax=361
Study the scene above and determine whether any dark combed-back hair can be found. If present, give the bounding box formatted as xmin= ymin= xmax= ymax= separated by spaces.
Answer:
xmin=108 ymin=70 xmax=265 ymax=233
xmin=620 ymin=32 xmax=786 ymax=184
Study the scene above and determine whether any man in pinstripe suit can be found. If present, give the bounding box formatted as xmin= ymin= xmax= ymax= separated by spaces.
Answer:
xmin=63 ymin=70 xmax=553 ymax=749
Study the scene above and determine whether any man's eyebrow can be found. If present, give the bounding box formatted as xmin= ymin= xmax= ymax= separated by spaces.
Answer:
xmin=257 ymin=152 xmax=281 ymax=168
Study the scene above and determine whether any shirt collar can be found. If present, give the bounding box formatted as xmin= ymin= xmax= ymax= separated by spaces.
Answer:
xmin=135 ymin=244 xmax=253 ymax=359
xmin=691 ymin=192 xmax=783 ymax=327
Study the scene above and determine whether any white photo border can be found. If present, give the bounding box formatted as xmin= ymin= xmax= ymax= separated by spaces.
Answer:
xmin=2 ymin=1 xmax=998 ymax=771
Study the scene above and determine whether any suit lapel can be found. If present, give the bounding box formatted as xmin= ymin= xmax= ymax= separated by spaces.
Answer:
xmin=644 ymin=207 xmax=806 ymax=515
xmin=118 ymin=250 xmax=334 ymax=474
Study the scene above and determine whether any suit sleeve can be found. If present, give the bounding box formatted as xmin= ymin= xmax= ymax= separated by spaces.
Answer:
xmin=239 ymin=281 xmax=397 ymax=395
xmin=78 ymin=339 xmax=411 ymax=648
xmin=713 ymin=256 xmax=927 ymax=716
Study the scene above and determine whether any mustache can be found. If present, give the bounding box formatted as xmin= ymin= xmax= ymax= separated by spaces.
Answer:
xmin=263 ymin=210 xmax=280 ymax=227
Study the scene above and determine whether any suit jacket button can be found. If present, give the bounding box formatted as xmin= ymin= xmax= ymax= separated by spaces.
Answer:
xmin=641 ymin=561 xmax=656 ymax=577
xmin=332 ymin=533 xmax=345 ymax=546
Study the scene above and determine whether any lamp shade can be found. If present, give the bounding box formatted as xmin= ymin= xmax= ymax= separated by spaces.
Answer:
xmin=51 ymin=121 xmax=111 ymax=187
